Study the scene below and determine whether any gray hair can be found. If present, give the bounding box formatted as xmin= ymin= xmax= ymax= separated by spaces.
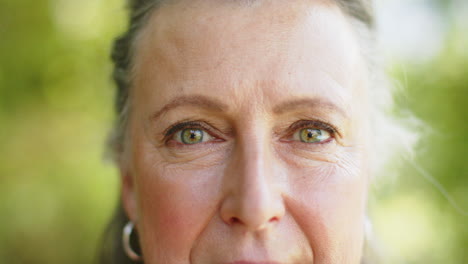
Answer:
xmin=101 ymin=0 xmax=419 ymax=263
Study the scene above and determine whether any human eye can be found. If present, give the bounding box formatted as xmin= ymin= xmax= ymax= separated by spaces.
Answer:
xmin=174 ymin=128 xmax=213 ymax=144
xmin=288 ymin=120 xmax=335 ymax=144
xmin=293 ymin=127 xmax=331 ymax=143
xmin=164 ymin=121 xmax=215 ymax=145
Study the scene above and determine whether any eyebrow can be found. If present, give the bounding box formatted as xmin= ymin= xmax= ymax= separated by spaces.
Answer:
xmin=151 ymin=95 xmax=347 ymax=121
xmin=272 ymin=98 xmax=348 ymax=118
xmin=150 ymin=95 xmax=229 ymax=121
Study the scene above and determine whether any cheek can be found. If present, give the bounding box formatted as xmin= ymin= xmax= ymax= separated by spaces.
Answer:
xmin=287 ymin=162 xmax=368 ymax=263
xmin=133 ymin=151 xmax=223 ymax=262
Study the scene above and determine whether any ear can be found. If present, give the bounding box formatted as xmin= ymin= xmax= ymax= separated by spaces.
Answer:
xmin=120 ymin=162 xmax=139 ymax=223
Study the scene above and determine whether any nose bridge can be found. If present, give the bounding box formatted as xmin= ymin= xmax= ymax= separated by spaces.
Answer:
xmin=221 ymin=129 xmax=285 ymax=231
xmin=239 ymin=137 xmax=271 ymax=204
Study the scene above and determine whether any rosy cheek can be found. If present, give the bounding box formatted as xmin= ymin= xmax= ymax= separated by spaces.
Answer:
xmin=136 ymin=166 xmax=221 ymax=261
xmin=286 ymin=164 xmax=367 ymax=262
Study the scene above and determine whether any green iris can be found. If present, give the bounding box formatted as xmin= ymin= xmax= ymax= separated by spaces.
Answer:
xmin=181 ymin=128 xmax=204 ymax=144
xmin=299 ymin=128 xmax=326 ymax=143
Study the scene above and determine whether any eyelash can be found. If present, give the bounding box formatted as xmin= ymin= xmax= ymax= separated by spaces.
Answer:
xmin=287 ymin=120 xmax=338 ymax=137
xmin=163 ymin=121 xmax=218 ymax=144
xmin=163 ymin=119 xmax=338 ymax=144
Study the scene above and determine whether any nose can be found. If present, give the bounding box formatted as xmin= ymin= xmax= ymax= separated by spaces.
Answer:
xmin=220 ymin=138 xmax=285 ymax=231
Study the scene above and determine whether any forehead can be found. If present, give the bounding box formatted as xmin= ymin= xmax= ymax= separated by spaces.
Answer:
xmin=132 ymin=0 xmax=366 ymax=112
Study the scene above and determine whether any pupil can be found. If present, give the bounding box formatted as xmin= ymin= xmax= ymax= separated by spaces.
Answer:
xmin=181 ymin=129 xmax=203 ymax=144
xmin=302 ymin=129 xmax=321 ymax=142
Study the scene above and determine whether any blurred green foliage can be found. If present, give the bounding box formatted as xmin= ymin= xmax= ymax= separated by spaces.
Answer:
xmin=369 ymin=5 xmax=468 ymax=262
xmin=370 ymin=36 xmax=468 ymax=263
xmin=0 ymin=0 xmax=124 ymax=263
xmin=0 ymin=0 xmax=466 ymax=264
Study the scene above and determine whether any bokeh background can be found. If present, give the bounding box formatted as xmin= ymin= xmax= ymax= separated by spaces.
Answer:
xmin=0 ymin=0 xmax=466 ymax=263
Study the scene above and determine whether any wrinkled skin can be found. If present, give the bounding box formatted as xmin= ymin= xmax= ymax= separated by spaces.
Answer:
xmin=121 ymin=0 xmax=371 ymax=263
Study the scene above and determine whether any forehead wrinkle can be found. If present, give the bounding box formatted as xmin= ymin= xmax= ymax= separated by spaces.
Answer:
xmin=141 ymin=5 xmax=355 ymax=80
xmin=133 ymin=0 xmax=358 ymax=85
xmin=133 ymin=0 xmax=364 ymax=128
xmin=137 ymin=0 xmax=336 ymax=65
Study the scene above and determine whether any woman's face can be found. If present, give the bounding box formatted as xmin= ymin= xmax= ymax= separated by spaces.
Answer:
xmin=121 ymin=0 xmax=371 ymax=263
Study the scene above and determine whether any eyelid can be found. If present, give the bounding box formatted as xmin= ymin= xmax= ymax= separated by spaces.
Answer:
xmin=288 ymin=120 xmax=338 ymax=136
xmin=163 ymin=119 xmax=338 ymax=144
xmin=163 ymin=121 xmax=220 ymax=143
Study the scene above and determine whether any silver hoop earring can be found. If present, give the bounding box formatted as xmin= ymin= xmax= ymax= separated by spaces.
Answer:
xmin=122 ymin=221 xmax=142 ymax=261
